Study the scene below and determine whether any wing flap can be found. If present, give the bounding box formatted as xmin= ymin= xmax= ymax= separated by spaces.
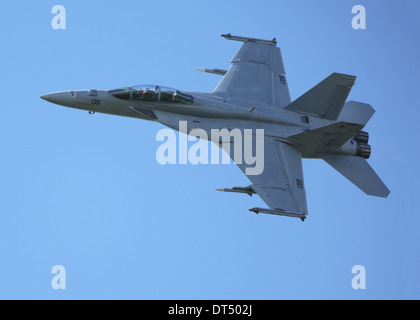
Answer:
xmin=250 ymin=185 xmax=295 ymax=212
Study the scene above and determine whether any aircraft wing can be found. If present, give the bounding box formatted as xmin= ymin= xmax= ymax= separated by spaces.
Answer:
xmin=214 ymin=34 xmax=292 ymax=108
xmin=220 ymin=134 xmax=308 ymax=219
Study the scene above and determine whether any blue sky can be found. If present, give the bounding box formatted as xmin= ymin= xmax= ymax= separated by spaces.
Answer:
xmin=0 ymin=0 xmax=419 ymax=299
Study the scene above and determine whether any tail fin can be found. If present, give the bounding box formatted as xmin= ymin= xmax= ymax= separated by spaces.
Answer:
xmin=284 ymin=73 xmax=356 ymax=120
xmin=338 ymin=100 xmax=375 ymax=125
xmin=290 ymin=101 xmax=375 ymax=148
xmin=322 ymin=154 xmax=390 ymax=198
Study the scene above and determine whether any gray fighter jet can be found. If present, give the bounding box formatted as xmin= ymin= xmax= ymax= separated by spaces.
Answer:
xmin=41 ymin=34 xmax=390 ymax=221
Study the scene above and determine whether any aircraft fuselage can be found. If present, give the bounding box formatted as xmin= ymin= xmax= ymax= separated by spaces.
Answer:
xmin=41 ymin=88 xmax=362 ymax=160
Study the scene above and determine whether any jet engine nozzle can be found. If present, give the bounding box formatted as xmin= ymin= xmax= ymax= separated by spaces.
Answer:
xmin=356 ymin=142 xmax=371 ymax=159
xmin=354 ymin=130 xmax=369 ymax=144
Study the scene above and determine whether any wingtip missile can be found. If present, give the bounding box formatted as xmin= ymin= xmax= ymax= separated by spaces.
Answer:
xmin=221 ymin=33 xmax=277 ymax=46
xmin=249 ymin=207 xmax=307 ymax=221
xmin=216 ymin=186 xmax=256 ymax=197
xmin=197 ymin=68 xmax=227 ymax=76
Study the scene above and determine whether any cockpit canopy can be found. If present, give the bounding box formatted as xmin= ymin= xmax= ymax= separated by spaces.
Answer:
xmin=108 ymin=85 xmax=194 ymax=104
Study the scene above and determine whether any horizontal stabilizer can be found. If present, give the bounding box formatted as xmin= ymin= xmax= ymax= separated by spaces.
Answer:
xmin=323 ymin=154 xmax=390 ymax=198
xmin=284 ymin=73 xmax=356 ymax=120
xmin=290 ymin=121 xmax=364 ymax=147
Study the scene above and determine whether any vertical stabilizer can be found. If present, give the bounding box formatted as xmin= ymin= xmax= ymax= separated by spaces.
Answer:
xmin=323 ymin=154 xmax=390 ymax=198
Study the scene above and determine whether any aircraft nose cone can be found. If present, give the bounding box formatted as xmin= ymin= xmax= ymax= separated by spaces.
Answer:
xmin=41 ymin=91 xmax=75 ymax=108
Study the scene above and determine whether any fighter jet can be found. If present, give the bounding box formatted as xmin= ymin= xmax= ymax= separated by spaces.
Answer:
xmin=41 ymin=34 xmax=390 ymax=221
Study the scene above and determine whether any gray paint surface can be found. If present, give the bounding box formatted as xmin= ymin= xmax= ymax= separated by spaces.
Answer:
xmin=40 ymin=34 xmax=390 ymax=221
